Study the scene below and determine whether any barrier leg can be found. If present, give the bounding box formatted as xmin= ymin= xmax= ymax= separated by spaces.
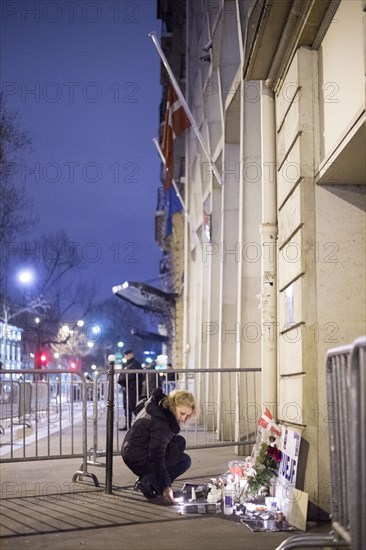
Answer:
xmin=105 ymin=355 xmax=115 ymax=494
xmin=275 ymin=533 xmax=349 ymax=549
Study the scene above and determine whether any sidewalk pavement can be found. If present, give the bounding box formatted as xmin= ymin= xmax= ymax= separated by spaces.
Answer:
xmin=0 ymin=446 xmax=332 ymax=550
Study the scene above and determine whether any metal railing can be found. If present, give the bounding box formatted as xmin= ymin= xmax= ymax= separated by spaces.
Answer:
xmin=0 ymin=367 xmax=261 ymax=476
xmin=0 ymin=370 xmax=88 ymax=459
xmin=275 ymin=336 xmax=366 ymax=550
xmin=87 ymin=367 xmax=261 ymax=469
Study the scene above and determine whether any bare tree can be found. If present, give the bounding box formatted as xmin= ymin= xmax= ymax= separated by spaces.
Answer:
xmin=0 ymin=93 xmax=34 ymax=247
xmin=0 ymin=94 xmax=35 ymax=315
xmin=0 ymin=97 xmax=99 ymax=368
xmin=18 ymin=230 xmax=95 ymax=314
xmin=6 ymin=231 xmax=97 ymax=365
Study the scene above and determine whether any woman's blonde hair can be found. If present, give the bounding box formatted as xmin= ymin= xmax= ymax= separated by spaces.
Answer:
xmin=162 ymin=389 xmax=196 ymax=420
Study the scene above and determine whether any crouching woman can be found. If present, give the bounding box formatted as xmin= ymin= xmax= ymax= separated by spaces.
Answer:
xmin=121 ymin=387 xmax=196 ymax=504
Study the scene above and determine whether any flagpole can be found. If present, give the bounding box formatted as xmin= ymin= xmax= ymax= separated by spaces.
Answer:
xmin=153 ymin=138 xmax=200 ymax=247
xmin=149 ymin=31 xmax=223 ymax=187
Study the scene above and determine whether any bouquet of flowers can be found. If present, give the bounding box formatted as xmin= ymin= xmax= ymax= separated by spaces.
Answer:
xmin=245 ymin=442 xmax=282 ymax=497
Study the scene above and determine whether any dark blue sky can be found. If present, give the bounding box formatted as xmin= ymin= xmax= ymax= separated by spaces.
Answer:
xmin=1 ymin=0 xmax=162 ymax=301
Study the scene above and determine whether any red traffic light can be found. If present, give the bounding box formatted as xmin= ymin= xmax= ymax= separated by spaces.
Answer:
xmin=70 ymin=361 xmax=77 ymax=369
xmin=35 ymin=351 xmax=48 ymax=368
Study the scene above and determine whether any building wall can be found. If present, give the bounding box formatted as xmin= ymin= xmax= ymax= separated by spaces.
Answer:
xmin=319 ymin=0 xmax=365 ymax=162
xmin=171 ymin=212 xmax=185 ymax=367
xmin=315 ymin=183 xmax=366 ymax=508
xmin=155 ymin=0 xmax=188 ymax=366
xmin=185 ymin=0 xmax=262 ymax=438
xmin=177 ymin=0 xmax=365 ymax=513
xmin=314 ymin=1 xmax=366 ymax=508
xmin=274 ymin=0 xmax=366 ymax=510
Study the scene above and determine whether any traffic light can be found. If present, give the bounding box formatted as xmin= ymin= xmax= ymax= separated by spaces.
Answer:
xmin=35 ymin=351 xmax=48 ymax=368
xmin=70 ymin=361 xmax=77 ymax=369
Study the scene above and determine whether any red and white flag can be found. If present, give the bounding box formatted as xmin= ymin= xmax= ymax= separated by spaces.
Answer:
xmin=258 ymin=406 xmax=281 ymax=436
xmin=161 ymin=85 xmax=191 ymax=191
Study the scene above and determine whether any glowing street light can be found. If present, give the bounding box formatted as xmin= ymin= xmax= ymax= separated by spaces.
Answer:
xmin=17 ymin=269 xmax=35 ymax=285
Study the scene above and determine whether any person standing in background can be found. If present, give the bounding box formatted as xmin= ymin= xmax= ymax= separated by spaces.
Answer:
xmin=117 ymin=349 xmax=143 ymax=430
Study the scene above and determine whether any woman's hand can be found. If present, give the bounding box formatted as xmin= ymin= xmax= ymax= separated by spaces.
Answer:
xmin=162 ymin=486 xmax=176 ymax=504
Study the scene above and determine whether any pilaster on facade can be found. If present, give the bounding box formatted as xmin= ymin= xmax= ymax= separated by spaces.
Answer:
xmin=276 ymin=47 xmax=318 ymax=428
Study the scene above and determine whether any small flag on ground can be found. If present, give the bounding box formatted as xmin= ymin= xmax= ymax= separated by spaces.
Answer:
xmin=258 ymin=406 xmax=281 ymax=436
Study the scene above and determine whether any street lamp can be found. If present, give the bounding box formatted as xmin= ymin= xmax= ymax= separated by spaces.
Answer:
xmin=17 ymin=268 xmax=35 ymax=286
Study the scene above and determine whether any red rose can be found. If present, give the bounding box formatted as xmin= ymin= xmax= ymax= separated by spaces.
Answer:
xmin=267 ymin=445 xmax=282 ymax=462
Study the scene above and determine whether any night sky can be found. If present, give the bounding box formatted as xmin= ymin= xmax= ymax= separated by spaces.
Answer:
xmin=1 ymin=0 xmax=162 ymax=302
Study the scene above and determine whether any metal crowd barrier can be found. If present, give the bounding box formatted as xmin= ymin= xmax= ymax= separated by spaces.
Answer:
xmin=86 ymin=367 xmax=261 ymax=475
xmin=0 ymin=371 xmax=86 ymax=458
xmin=275 ymin=336 xmax=366 ymax=550
xmin=0 ymin=367 xmax=261 ymax=486
xmin=0 ymin=379 xmax=57 ymax=431
xmin=0 ymin=380 xmax=20 ymax=434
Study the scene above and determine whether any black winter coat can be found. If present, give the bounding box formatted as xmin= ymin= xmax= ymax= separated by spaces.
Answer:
xmin=121 ymin=387 xmax=180 ymax=491
xmin=117 ymin=357 xmax=143 ymax=394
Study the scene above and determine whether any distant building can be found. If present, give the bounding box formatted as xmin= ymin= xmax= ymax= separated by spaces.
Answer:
xmin=0 ymin=321 xmax=23 ymax=373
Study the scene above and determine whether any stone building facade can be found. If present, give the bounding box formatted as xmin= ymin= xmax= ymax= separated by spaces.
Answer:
xmin=155 ymin=0 xmax=366 ymax=513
